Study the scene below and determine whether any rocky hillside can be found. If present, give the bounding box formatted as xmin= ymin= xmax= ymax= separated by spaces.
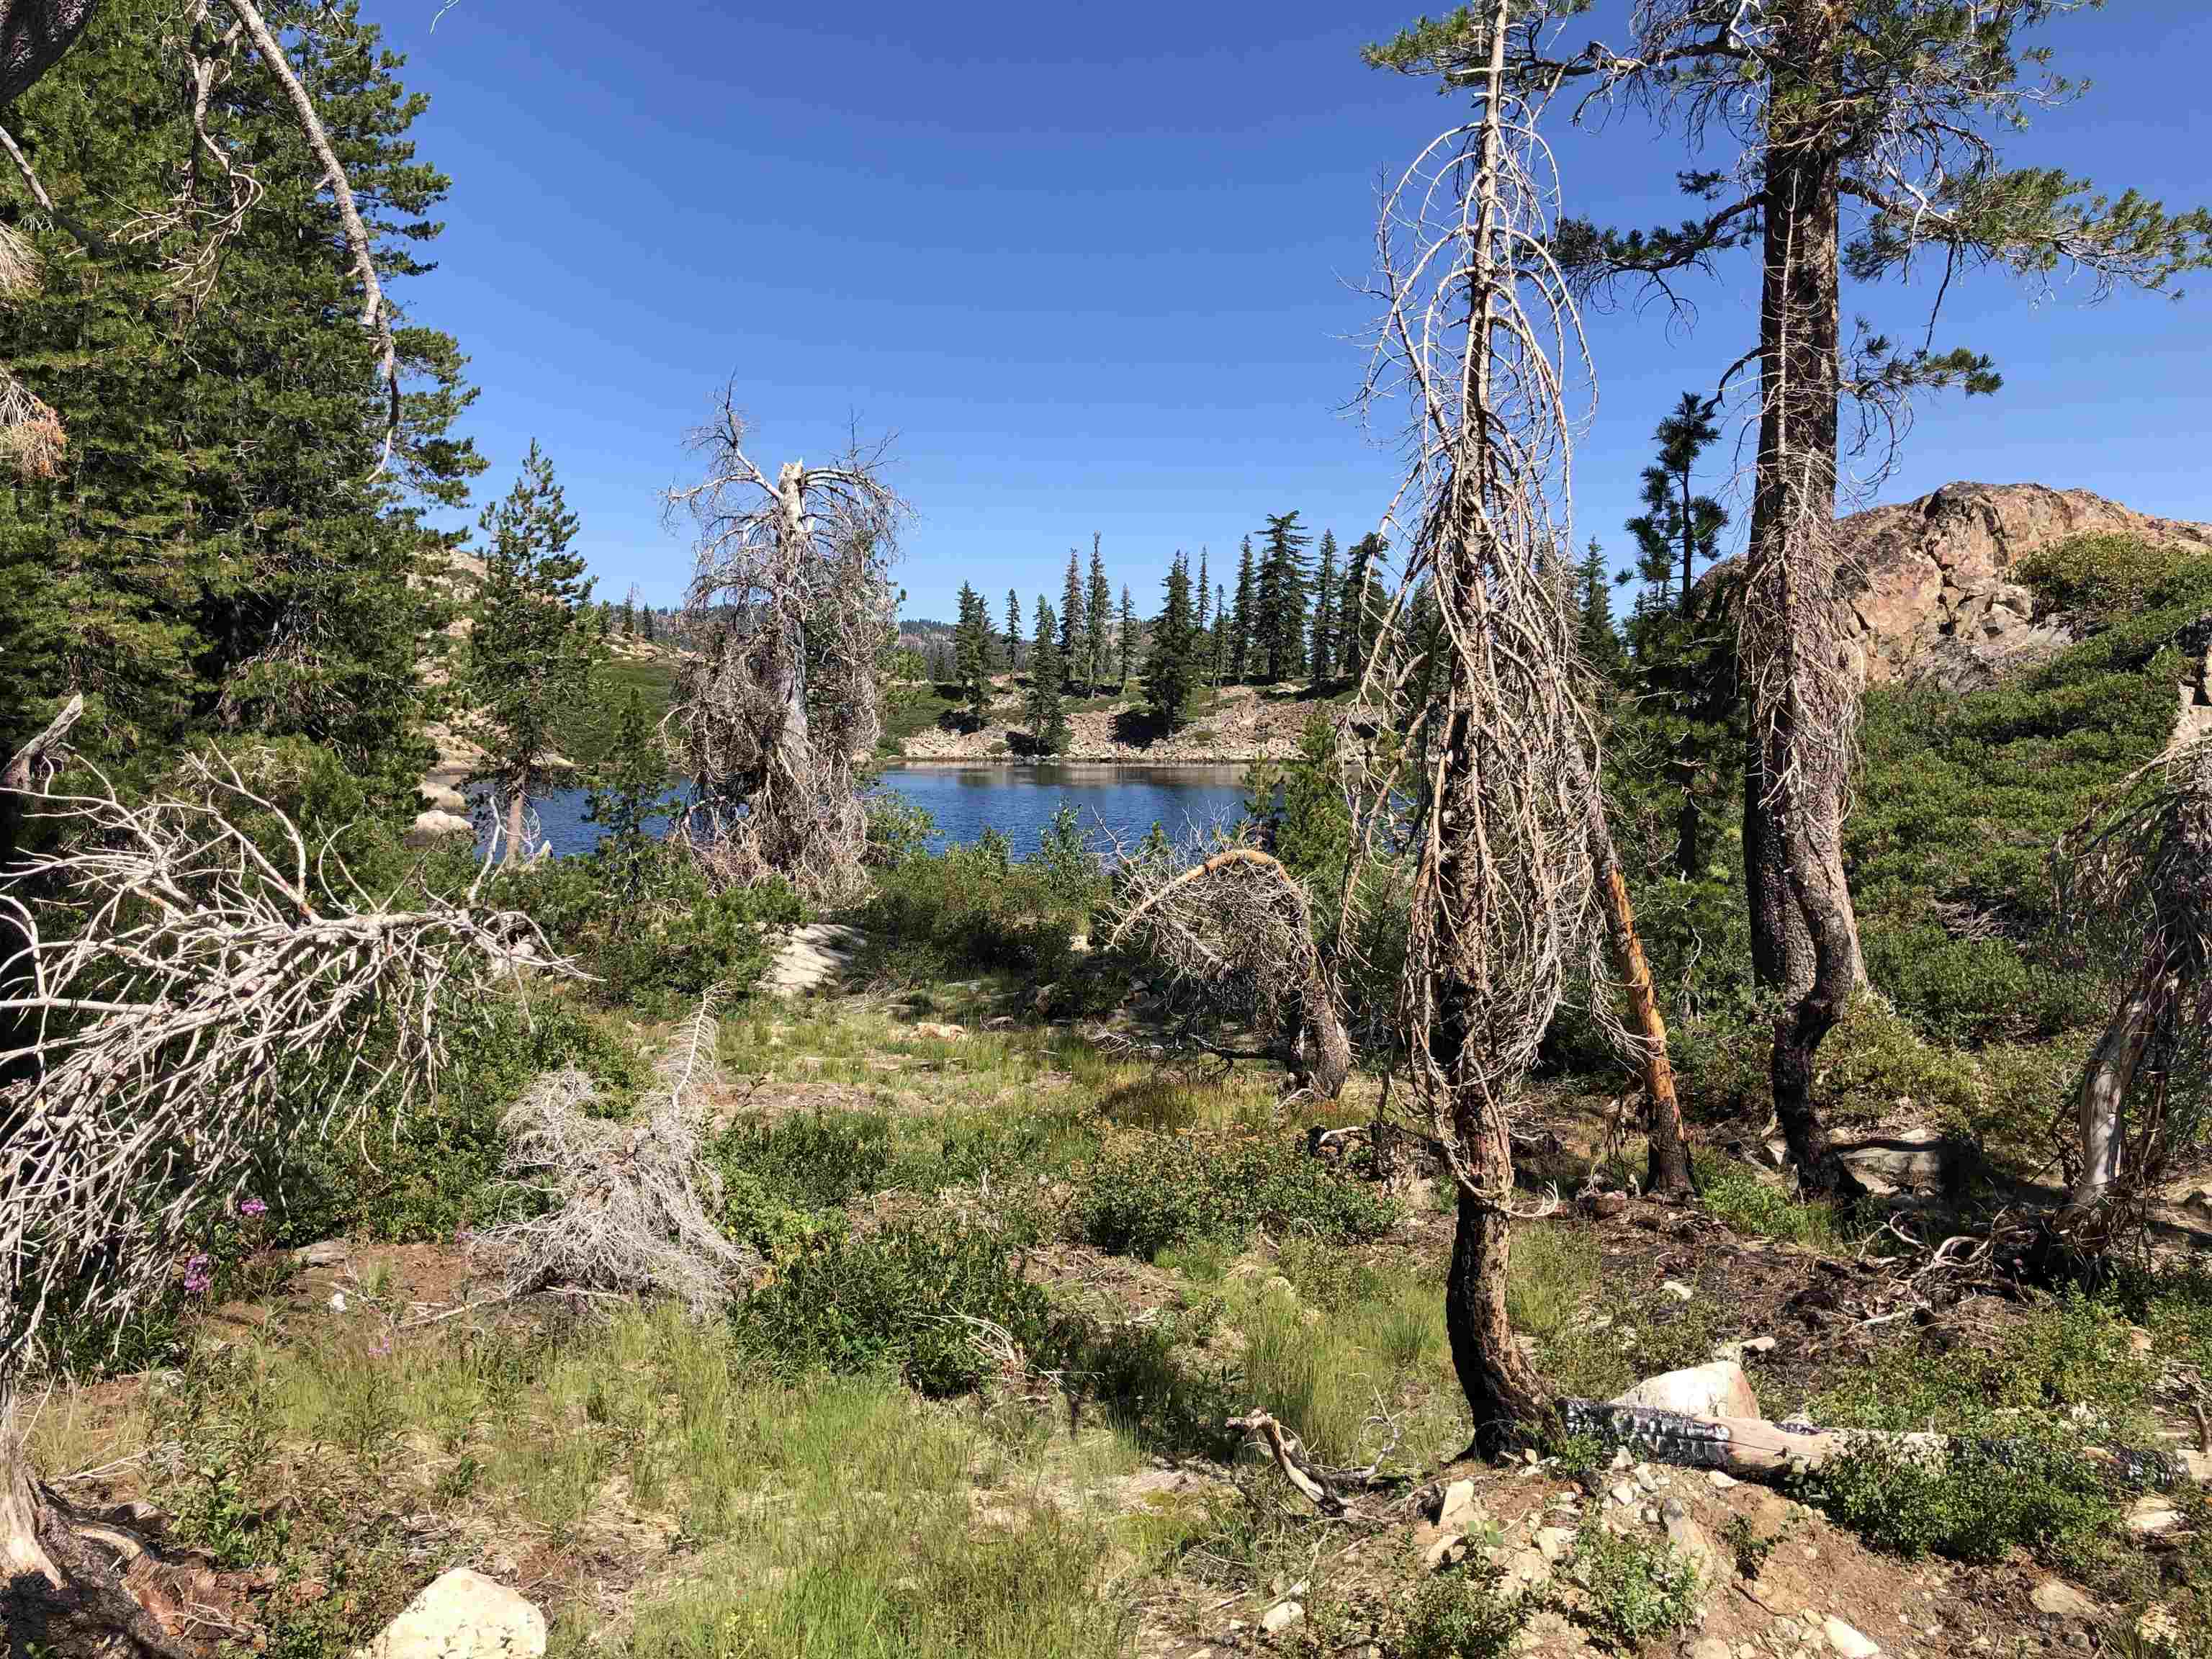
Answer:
xmin=1838 ymin=482 xmax=2212 ymax=688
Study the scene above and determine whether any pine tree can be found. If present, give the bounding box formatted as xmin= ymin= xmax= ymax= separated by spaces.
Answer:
xmin=621 ymin=587 xmax=639 ymax=637
xmin=1118 ymin=584 xmax=1138 ymax=689
xmin=1212 ymin=583 xmax=1228 ymax=689
xmin=0 ymin=0 xmax=482 ymax=803
xmin=1026 ymin=595 xmax=1068 ymax=754
xmin=1085 ymin=533 xmax=1112 ymax=696
xmin=1195 ymin=547 xmax=1211 ymax=643
xmin=1254 ymin=511 xmax=1312 ymax=683
xmin=1575 ymin=540 xmax=1628 ymax=688
xmin=1143 ymin=551 xmax=1199 ymax=733
xmin=1625 ymin=393 xmax=1727 ymax=616
xmin=1229 ymin=537 xmax=1255 ymax=683
xmin=1339 ymin=532 xmax=1385 ymax=685
xmin=1005 ymin=588 xmax=1023 ymax=671
xmin=1060 ymin=549 xmax=1086 ymax=692
xmin=1309 ymin=531 xmax=1339 ymax=685
xmin=467 ymin=441 xmax=601 ymax=863
xmin=640 ymin=606 xmax=658 ymax=643
xmin=953 ymin=582 xmax=991 ymax=728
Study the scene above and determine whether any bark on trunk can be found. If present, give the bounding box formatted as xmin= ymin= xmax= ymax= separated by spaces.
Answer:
xmin=1745 ymin=10 xmax=1866 ymax=1193
xmin=0 ymin=0 xmax=101 ymax=111
xmin=501 ymin=767 xmax=529 ymax=868
xmin=1 ymin=1393 xmax=61 ymax=1593
xmin=2072 ymin=947 xmax=2167 ymax=1208
xmin=1583 ymin=793 xmax=1692 ymax=1195
xmin=1445 ymin=1181 xmax=1552 ymax=1457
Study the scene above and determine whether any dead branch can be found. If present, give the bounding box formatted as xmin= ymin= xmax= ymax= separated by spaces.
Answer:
xmin=488 ymin=999 xmax=758 ymax=1315
xmin=664 ymin=389 xmax=907 ymax=903
xmin=1107 ymin=833 xmax=1352 ymax=1100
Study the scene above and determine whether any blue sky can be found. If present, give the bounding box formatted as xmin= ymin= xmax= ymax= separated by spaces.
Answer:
xmin=387 ymin=1 xmax=2212 ymax=621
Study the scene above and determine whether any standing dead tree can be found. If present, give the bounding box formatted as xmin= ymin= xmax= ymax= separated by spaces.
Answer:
xmin=1353 ymin=0 xmax=1611 ymax=1452
xmin=1106 ymin=833 xmax=1354 ymax=1102
xmin=665 ymin=388 xmax=907 ymax=904
xmin=0 ymin=749 xmax=561 ymax=1642
xmin=2057 ymin=731 xmax=2212 ymax=1229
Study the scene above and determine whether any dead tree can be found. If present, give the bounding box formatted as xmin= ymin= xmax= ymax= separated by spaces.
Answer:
xmin=2057 ymin=733 xmax=2212 ymax=1227
xmin=0 ymin=750 xmax=561 ymax=1643
xmin=491 ymin=997 xmax=760 ymax=1313
xmin=1355 ymin=0 xmax=1611 ymax=1454
xmin=1107 ymin=835 xmax=1353 ymax=1101
xmin=664 ymin=388 xmax=907 ymax=903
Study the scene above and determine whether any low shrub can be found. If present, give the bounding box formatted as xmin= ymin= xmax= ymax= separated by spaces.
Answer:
xmin=1572 ymin=1521 xmax=1700 ymax=1650
xmin=1692 ymin=1151 xmax=1848 ymax=1248
xmin=860 ymin=838 xmax=1095 ymax=983
xmin=736 ymin=1219 xmax=1063 ymax=1396
xmin=1396 ymin=1568 xmax=1521 ymax=1659
xmin=1803 ymin=1429 xmax=2118 ymax=1565
xmin=1074 ymin=1133 xmax=1398 ymax=1259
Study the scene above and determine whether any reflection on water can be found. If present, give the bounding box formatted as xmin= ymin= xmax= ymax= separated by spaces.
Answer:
xmin=495 ymin=763 xmax=1254 ymax=862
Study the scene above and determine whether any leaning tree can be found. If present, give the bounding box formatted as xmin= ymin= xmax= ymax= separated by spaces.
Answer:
xmin=663 ymin=387 xmax=907 ymax=902
xmin=1369 ymin=0 xmax=2212 ymax=1196
xmin=0 ymin=737 xmax=558 ymax=1648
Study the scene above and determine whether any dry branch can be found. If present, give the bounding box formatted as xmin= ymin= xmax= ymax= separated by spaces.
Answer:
xmin=489 ymin=998 xmax=757 ymax=1314
xmin=1107 ymin=835 xmax=1352 ymax=1100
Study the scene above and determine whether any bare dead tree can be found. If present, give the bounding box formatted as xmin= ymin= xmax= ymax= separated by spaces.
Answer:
xmin=1352 ymin=0 xmax=1610 ymax=1453
xmin=0 ymin=748 xmax=562 ymax=1633
xmin=490 ymin=997 xmax=760 ymax=1314
xmin=2056 ymin=732 xmax=2212 ymax=1228
xmin=664 ymin=387 xmax=907 ymax=904
xmin=1106 ymin=832 xmax=1353 ymax=1101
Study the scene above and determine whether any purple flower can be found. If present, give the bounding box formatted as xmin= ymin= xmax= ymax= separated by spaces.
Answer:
xmin=182 ymin=1254 xmax=212 ymax=1296
xmin=239 ymin=1197 xmax=267 ymax=1218
xmin=454 ymin=1225 xmax=476 ymax=1248
xmin=369 ymin=1331 xmax=392 ymax=1359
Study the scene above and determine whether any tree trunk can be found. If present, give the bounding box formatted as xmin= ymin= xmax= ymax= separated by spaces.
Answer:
xmin=2072 ymin=945 xmax=2167 ymax=1208
xmin=1 ymin=1390 xmax=60 ymax=1595
xmin=1744 ymin=12 xmax=1866 ymax=1192
xmin=501 ymin=766 xmax=529 ymax=868
xmin=1582 ymin=791 xmax=1692 ymax=1195
xmin=0 ymin=0 xmax=102 ymax=111
xmin=1445 ymin=1180 xmax=1552 ymax=1457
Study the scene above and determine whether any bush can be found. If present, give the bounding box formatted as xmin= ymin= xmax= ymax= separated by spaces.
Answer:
xmin=1074 ymin=1133 xmax=1397 ymax=1259
xmin=1572 ymin=1521 xmax=1700 ymax=1649
xmin=1805 ymin=1429 xmax=2117 ymax=1565
xmin=1397 ymin=1569 xmax=1521 ymax=1659
xmin=737 ymin=1218 xmax=1064 ymax=1396
xmin=860 ymin=840 xmax=1094 ymax=982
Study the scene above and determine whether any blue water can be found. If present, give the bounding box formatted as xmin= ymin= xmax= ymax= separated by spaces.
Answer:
xmin=498 ymin=763 xmax=1253 ymax=862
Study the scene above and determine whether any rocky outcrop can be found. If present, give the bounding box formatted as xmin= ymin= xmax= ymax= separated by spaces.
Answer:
xmin=364 ymin=1568 xmax=544 ymax=1659
xmin=1836 ymin=482 xmax=2212 ymax=689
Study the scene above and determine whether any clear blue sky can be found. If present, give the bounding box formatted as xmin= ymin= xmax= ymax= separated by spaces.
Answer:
xmin=387 ymin=1 xmax=2212 ymax=621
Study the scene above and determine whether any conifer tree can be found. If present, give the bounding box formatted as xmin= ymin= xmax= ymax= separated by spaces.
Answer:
xmin=1005 ymin=588 xmax=1023 ymax=671
xmin=621 ymin=587 xmax=639 ymax=637
xmin=1195 ymin=547 xmax=1211 ymax=650
xmin=1118 ymin=584 xmax=1138 ymax=689
xmin=1254 ymin=511 xmax=1311 ymax=683
xmin=953 ymin=582 xmax=991 ymax=729
xmin=1059 ymin=549 xmax=1086 ymax=692
xmin=1339 ymin=532 xmax=1385 ymax=685
xmin=1143 ymin=551 xmax=1199 ymax=733
xmin=1309 ymin=530 xmax=1339 ymax=685
xmin=1229 ymin=536 xmax=1256 ymax=683
xmin=1575 ymin=541 xmax=1627 ymax=689
xmin=1625 ymin=392 xmax=1727 ymax=616
xmin=467 ymin=442 xmax=601 ymax=864
xmin=640 ymin=606 xmax=658 ymax=644
xmin=1026 ymin=595 xmax=1068 ymax=754
xmin=1212 ymin=582 xmax=1228 ymax=689
xmin=1084 ymin=533 xmax=1112 ymax=695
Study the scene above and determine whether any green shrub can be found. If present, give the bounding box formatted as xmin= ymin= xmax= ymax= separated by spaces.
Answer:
xmin=1074 ymin=1133 xmax=1397 ymax=1259
xmin=1804 ymin=1429 xmax=2117 ymax=1564
xmin=860 ymin=841 xmax=1094 ymax=982
xmin=737 ymin=1219 xmax=1062 ymax=1396
xmin=1572 ymin=1521 xmax=1699 ymax=1650
xmin=1693 ymin=1151 xmax=1848 ymax=1247
xmin=862 ymin=789 xmax=938 ymax=866
xmin=1398 ymin=1569 xmax=1521 ymax=1659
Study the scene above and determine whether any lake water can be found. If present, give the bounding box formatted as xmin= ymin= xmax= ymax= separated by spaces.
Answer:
xmin=500 ymin=763 xmax=1254 ymax=861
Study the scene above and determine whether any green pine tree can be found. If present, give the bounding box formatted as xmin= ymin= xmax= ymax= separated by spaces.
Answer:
xmin=1229 ymin=536 xmax=1256 ymax=683
xmin=1625 ymin=393 xmax=1727 ymax=616
xmin=1118 ymin=583 xmax=1138 ymax=690
xmin=1085 ymin=534 xmax=1112 ymax=696
xmin=1060 ymin=549 xmax=1086 ymax=692
xmin=1339 ymin=532 xmax=1385 ymax=686
xmin=467 ymin=441 xmax=602 ymax=863
xmin=1575 ymin=541 xmax=1629 ymax=688
xmin=1143 ymin=551 xmax=1199 ymax=733
xmin=1309 ymin=531 xmax=1339 ymax=685
xmin=1005 ymin=588 xmax=1023 ymax=671
xmin=1254 ymin=511 xmax=1311 ymax=683
xmin=1027 ymin=595 xmax=1068 ymax=754
xmin=953 ymin=582 xmax=991 ymax=729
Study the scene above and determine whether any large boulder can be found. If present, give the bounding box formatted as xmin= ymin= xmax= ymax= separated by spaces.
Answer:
xmin=364 ymin=1568 xmax=545 ymax=1659
xmin=1611 ymin=1359 xmax=1762 ymax=1421
xmin=1836 ymin=482 xmax=2212 ymax=690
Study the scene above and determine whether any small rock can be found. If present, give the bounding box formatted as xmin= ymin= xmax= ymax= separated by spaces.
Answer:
xmin=1821 ymin=1617 xmax=1879 ymax=1658
xmin=1662 ymin=1497 xmax=1717 ymax=1583
xmin=2124 ymin=1493 xmax=2181 ymax=1536
xmin=1422 ymin=1532 xmax=1465 ymax=1571
xmin=1578 ymin=1190 xmax=1629 ymax=1219
xmin=913 ymin=1020 xmax=966 ymax=1042
xmin=2136 ymin=1606 xmax=2181 ymax=1647
xmin=1504 ymin=1547 xmax=1550 ymax=1586
xmin=1261 ymin=1601 xmax=1303 ymax=1635
xmin=404 ymin=808 xmax=474 ymax=846
xmin=1689 ymin=1642 xmax=1732 ymax=1659
xmin=1437 ymin=1478 xmax=1485 ymax=1535
xmin=1661 ymin=1279 xmax=1696 ymax=1300
xmin=1707 ymin=1470 xmax=1739 ymax=1489
xmin=1609 ymin=1481 xmax=1637 ymax=1506
xmin=1609 ymin=1445 xmax=1633 ymax=1471
xmin=328 ymin=1290 xmax=348 ymax=1313
xmin=364 ymin=1569 xmax=545 ymax=1659
xmin=1534 ymin=1525 xmax=1575 ymax=1563
xmin=1633 ymin=1464 xmax=1659 ymax=1492
xmin=2028 ymin=1581 xmax=2096 ymax=1622
xmin=294 ymin=1239 xmax=349 ymax=1267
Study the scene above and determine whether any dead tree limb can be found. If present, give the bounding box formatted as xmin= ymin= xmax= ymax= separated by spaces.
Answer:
xmin=1107 ymin=837 xmax=1352 ymax=1100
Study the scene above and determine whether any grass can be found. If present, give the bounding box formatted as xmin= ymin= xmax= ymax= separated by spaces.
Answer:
xmin=1692 ymin=1149 xmax=1851 ymax=1248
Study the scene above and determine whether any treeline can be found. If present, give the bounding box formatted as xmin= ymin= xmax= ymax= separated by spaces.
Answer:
xmin=907 ymin=513 xmax=1392 ymax=750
